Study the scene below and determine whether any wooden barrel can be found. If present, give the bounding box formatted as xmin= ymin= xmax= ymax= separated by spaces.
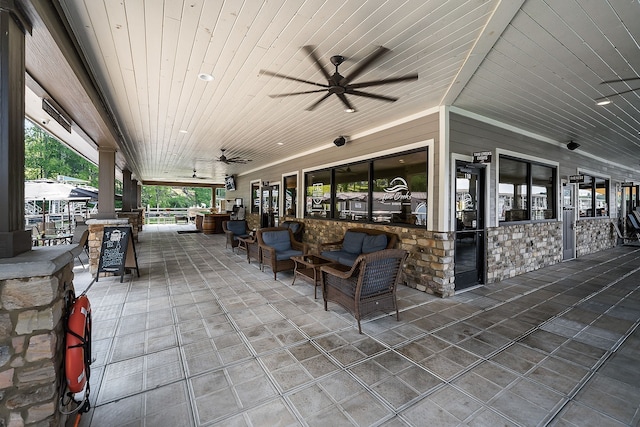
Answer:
xmin=202 ymin=216 xmax=215 ymax=234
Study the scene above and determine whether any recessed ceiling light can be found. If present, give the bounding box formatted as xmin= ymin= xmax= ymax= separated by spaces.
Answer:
xmin=179 ymin=129 xmax=188 ymax=133
xmin=277 ymin=142 xmax=284 ymax=145
xmin=198 ymin=73 xmax=214 ymax=81
xmin=344 ymin=108 xmax=355 ymax=113
xmin=596 ymin=98 xmax=611 ymax=106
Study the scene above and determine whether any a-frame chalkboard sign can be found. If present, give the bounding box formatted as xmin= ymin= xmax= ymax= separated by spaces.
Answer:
xmin=96 ymin=226 xmax=140 ymax=282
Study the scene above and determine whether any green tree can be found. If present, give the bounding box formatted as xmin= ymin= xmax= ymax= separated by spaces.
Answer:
xmin=141 ymin=186 xmax=211 ymax=209
xmin=24 ymin=120 xmax=98 ymax=186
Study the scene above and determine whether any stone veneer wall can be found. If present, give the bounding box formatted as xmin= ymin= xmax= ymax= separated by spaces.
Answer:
xmin=486 ymin=221 xmax=563 ymax=283
xmin=86 ymin=219 xmax=130 ymax=275
xmin=575 ymin=218 xmax=617 ymax=257
xmin=298 ymin=219 xmax=456 ymax=297
xmin=0 ymin=258 xmax=75 ymax=427
xmin=245 ymin=213 xmax=260 ymax=232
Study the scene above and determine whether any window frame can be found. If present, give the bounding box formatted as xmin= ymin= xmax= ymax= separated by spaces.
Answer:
xmin=498 ymin=154 xmax=557 ymax=224
xmin=578 ymin=172 xmax=610 ymax=219
xmin=303 ymin=147 xmax=428 ymax=227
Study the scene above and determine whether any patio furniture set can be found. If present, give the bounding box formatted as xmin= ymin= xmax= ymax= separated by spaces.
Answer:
xmin=223 ymin=220 xmax=408 ymax=333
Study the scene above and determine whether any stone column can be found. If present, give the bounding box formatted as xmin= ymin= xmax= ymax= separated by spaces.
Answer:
xmin=121 ymin=169 xmax=133 ymax=212
xmin=132 ymin=178 xmax=140 ymax=208
xmin=96 ymin=147 xmax=117 ymax=219
xmin=0 ymin=246 xmax=81 ymax=427
xmin=0 ymin=4 xmax=32 ymax=258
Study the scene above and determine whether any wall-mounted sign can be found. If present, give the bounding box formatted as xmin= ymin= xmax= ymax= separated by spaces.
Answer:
xmin=381 ymin=177 xmax=412 ymax=204
xmin=473 ymin=151 xmax=492 ymax=163
xmin=621 ymin=182 xmax=634 ymax=187
xmin=569 ymin=174 xmax=585 ymax=183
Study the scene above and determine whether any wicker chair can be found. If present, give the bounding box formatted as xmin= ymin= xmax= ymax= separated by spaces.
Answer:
xmin=321 ymin=248 xmax=408 ymax=334
xmin=256 ymin=227 xmax=308 ymax=279
xmin=222 ymin=220 xmax=251 ymax=252
xmin=281 ymin=220 xmax=304 ymax=242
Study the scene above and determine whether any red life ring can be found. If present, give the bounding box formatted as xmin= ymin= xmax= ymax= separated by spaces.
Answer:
xmin=65 ymin=295 xmax=91 ymax=402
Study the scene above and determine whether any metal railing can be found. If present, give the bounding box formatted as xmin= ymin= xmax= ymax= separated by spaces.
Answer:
xmin=145 ymin=208 xmax=190 ymax=224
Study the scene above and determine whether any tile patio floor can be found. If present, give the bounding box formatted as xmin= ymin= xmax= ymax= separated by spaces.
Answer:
xmin=71 ymin=224 xmax=640 ymax=426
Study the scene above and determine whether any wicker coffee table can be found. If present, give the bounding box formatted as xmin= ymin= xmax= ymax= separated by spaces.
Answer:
xmin=291 ymin=254 xmax=334 ymax=298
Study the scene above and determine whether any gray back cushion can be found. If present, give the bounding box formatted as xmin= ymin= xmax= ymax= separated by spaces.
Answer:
xmin=262 ymin=230 xmax=291 ymax=252
xmin=342 ymin=231 xmax=366 ymax=254
xmin=362 ymin=234 xmax=388 ymax=253
xmin=227 ymin=221 xmax=246 ymax=235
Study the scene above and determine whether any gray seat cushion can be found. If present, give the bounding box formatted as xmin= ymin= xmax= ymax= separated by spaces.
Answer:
xmin=275 ymin=249 xmax=303 ymax=261
xmin=227 ymin=221 xmax=247 ymax=235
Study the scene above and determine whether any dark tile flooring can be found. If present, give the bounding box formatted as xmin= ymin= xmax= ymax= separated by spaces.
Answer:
xmin=71 ymin=224 xmax=640 ymax=426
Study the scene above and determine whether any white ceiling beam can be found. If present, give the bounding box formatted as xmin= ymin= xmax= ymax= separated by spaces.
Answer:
xmin=440 ymin=0 xmax=525 ymax=106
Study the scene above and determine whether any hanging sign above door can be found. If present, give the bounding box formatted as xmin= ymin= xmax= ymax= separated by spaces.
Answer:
xmin=473 ymin=151 xmax=492 ymax=163
xmin=569 ymin=175 xmax=585 ymax=183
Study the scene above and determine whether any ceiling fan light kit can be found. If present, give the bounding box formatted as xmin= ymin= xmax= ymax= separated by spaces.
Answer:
xmin=261 ymin=45 xmax=418 ymax=112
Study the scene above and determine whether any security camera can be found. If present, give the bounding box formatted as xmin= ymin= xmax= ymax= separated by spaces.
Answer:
xmin=333 ymin=136 xmax=347 ymax=147
xmin=41 ymin=119 xmax=50 ymax=125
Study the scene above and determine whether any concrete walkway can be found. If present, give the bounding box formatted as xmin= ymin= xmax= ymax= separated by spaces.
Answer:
xmin=71 ymin=224 xmax=640 ymax=426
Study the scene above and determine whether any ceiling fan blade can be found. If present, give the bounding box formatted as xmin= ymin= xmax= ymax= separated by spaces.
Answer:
xmin=260 ymin=69 xmax=327 ymax=88
xmin=303 ymin=45 xmax=332 ymax=81
xmin=349 ymin=74 xmax=419 ymax=89
xmin=347 ymin=89 xmax=398 ymax=102
xmin=340 ymin=46 xmax=390 ymax=86
xmin=268 ymin=89 xmax=328 ymax=98
xmin=305 ymin=92 xmax=332 ymax=111
xmin=601 ymin=77 xmax=640 ymax=84
xmin=336 ymin=93 xmax=356 ymax=111
xmin=599 ymin=87 xmax=640 ymax=99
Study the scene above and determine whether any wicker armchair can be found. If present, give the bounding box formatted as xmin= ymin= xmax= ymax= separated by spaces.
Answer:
xmin=281 ymin=220 xmax=304 ymax=242
xmin=256 ymin=227 xmax=308 ymax=279
xmin=222 ymin=220 xmax=251 ymax=252
xmin=321 ymin=248 xmax=408 ymax=334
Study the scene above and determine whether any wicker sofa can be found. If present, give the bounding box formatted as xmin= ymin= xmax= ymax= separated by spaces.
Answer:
xmin=319 ymin=228 xmax=398 ymax=267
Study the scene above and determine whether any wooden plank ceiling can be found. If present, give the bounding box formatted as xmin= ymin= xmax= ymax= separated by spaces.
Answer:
xmin=27 ymin=0 xmax=640 ymax=184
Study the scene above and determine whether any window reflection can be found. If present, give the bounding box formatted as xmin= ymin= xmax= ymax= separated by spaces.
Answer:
xmin=305 ymin=169 xmax=331 ymax=218
xmin=373 ymin=153 xmax=427 ymax=225
xmin=335 ymin=163 xmax=369 ymax=221
xmin=304 ymin=148 xmax=428 ymax=226
xmin=499 ymin=156 xmax=556 ymax=222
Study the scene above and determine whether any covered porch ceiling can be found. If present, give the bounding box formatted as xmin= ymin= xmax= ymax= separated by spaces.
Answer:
xmin=21 ymin=0 xmax=640 ymax=185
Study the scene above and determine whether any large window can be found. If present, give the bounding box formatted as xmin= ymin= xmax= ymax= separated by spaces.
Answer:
xmin=579 ymin=174 xmax=609 ymax=217
xmin=304 ymin=148 xmax=427 ymax=226
xmin=499 ymin=156 xmax=556 ymax=222
xmin=283 ymin=175 xmax=297 ymax=216
xmin=335 ymin=162 xmax=369 ymax=221
xmin=306 ymin=169 xmax=331 ymax=218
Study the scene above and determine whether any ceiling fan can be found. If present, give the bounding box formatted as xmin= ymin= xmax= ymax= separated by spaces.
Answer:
xmin=260 ymin=45 xmax=418 ymax=112
xmin=216 ymin=149 xmax=252 ymax=164
xmin=596 ymin=77 xmax=640 ymax=104
xmin=189 ymin=169 xmax=210 ymax=180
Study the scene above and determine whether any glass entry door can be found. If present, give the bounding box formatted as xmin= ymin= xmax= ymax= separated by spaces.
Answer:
xmin=260 ymin=184 xmax=279 ymax=227
xmin=562 ymin=183 xmax=576 ymax=260
xmin=454 ymin=162 xmax=485 ymax=290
